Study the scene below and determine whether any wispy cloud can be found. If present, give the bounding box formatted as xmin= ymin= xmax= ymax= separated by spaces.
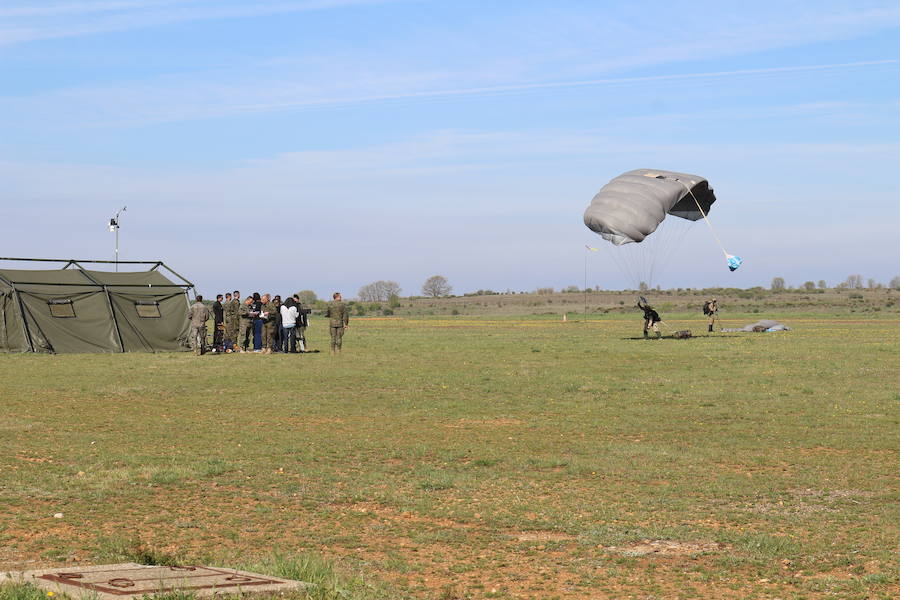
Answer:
xmin=0 ymin=0 xmax=406 ymax=46
xmin=226 ymin=59 xmax=900 ymax=114
xmin=0 ymin=1 xmax=206 ymax=19
xmin=3 ymin=58 xmax=897 ymax=130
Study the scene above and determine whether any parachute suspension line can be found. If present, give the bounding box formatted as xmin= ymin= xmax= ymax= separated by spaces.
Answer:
xmin=677 ymin=180 xmax=729 ymax=260
xmin=602 ymin=217 xmax=694 ymax=290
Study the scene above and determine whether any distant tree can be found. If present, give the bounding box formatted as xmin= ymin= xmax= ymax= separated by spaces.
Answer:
xmin=817 ymin=280 xmax=827 ymax=290
xmin=770 ymin=277 xmax=785 ymax=291
xmin=388 ymin=293 xmax=401 ymax=308
xmin=296 ymin=290 xmax=318 ymax=305
xmin=385 ymin=281 xmax=401 ymax=298
xmin=359 ymin=280 xmax=402 ymax=302
xmin=563 ymin=285 xmax=579 ymax=293
xmin=891 ymin=276 xmax=900 ymax=289
xmin=535 ymin=287 xmax=554 ymax=295
xmin=421 ymin=275 xmax=452 ymax=298
xmin=358 ymin=283 xmax=377 ymax=302
xmin=867 ymin=278 xmax=879 ymax=289
xmin=803 ymin=281 xmax=816 ymax=291
xmin=844 ymin=274 xmax=863 ymax=289
xmin=638 ymin=281 xmax=649 ymax=292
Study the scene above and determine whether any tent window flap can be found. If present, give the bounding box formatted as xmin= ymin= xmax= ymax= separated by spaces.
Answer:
xmin=135 ymin=301 xmax=161 ymax=318
xmin=48 ymin=298 xmax=76 ymax=318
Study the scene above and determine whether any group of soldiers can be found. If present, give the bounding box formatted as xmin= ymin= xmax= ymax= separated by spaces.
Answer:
xmin=636 ymin=296 xmax=719 ymax=339
xmin=187 ymin=291 xmax=350 ymax=356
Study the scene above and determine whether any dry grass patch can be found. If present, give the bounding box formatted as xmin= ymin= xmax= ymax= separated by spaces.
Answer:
xmin=608 ymin=539 xmax=729 ymax=557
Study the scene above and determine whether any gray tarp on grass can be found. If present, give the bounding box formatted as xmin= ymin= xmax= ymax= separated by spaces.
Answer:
xmin=721 ymin=319 xmax=791 ymax=333
xmin=584 ymin=169 xmax=716 ymax=245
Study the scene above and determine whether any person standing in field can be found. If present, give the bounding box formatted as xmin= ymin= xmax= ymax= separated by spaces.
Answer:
xmin=272 ymin=295 xmax=283 ymax=352
xmin=187 ymin=295 xmax=211 ymax=355
xmin=704 ymin=297 xmax=719 ymax=332
xmin=637 ymin=297 xmax=661 ymax=339
xmin=324 ymin=292 xmax=349 ymax=354
xmin=251 ymin=292 xmax=264 ymax=351
xmin=280 ymin=296 xmax=299 ymax=353
xmin=260 ymin=293 xmax=277 ymax=354
xmin=293 ymin=294 xmax=309 ymax=351
xmin=225 ymin=291 xmax=240 ymax=347
xmin=212 ymin=294 xmax=225 ymax=350
xmin=238 ymin=295 xmax=255 ymax=352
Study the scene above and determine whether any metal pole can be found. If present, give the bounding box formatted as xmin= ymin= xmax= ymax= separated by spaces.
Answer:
xmin=111 ymin=206 xmax=126 ymax=272
xmin=584 ymin=252 xmax=588 ymax=317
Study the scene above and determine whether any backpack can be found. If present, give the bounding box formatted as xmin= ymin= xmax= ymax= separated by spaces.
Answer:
xmin=702 ymin=301 xmax=712 ymax=315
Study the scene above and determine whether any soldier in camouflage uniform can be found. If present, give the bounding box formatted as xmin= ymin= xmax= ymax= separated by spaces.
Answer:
xmin=260 ymin=293 xmax=278 ymax=354
xmin=237 ymin=296 xmax=255 ymax=352
xmin=324 ymin=292 xmax=350 ymax=354
xmin=187 ymin=295 xmax=211 ymax=355
xmin=225 ymin=291 xmax=240 ymax=345
xmin=704 ymin=297 xmax=718 ymax=332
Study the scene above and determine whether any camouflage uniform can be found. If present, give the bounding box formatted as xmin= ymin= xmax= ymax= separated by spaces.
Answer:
xmin=324 ymin=299 xmax=349 ymax=352
xmin=261 ymin=301 xmax=278 ymax=352
xmin=187 ymin=300 xmax=210 ymax=354
xmin=706 ymin=299 xmax=718 ymax=332
xmin=238 ymin=301 xmax=254 ymax=351
xmin=224 ymin=298 xmax=239 ymax=342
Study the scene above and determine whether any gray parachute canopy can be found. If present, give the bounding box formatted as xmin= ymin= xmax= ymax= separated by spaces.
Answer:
xmin=584 ymin=169 xmax=716 ymax=245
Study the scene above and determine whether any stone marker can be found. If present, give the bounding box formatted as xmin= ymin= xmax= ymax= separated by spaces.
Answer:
xmin=0 ymin=563 xmax=312 ymax=599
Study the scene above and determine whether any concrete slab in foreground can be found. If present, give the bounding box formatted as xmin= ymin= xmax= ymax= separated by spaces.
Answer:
xmin=0 ymin=563 xmax=312 ymax=599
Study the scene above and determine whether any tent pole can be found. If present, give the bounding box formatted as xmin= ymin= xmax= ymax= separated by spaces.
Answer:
xmin=158 ymin=262 xmax=194 ymax=288
xmin=10 ymin=285 xmax=36 ymax=353
xmin=103 ymin=285 xmax=126 ymax=353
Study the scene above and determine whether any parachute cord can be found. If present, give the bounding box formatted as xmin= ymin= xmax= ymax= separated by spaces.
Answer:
xmin=677 ymin=180 xmax=730 ymax=260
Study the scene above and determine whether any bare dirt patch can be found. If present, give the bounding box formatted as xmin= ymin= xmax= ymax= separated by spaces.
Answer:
xmin=607 ymin=539 xmax=728 ymax=557
xmin=788 ymin=488 xmax=874 ymax=501
xmin=513 ymin=531 xmax=576 ymax=542
xmin=452 ymin=418 xmax=523 ymax=427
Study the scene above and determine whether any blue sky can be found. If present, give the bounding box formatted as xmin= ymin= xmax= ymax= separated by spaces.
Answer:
xmin=2 ymin=0 xmax=899 ymax=297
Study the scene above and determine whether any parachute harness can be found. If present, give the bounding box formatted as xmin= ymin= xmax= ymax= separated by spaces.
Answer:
xmin=676 ymin=179 xmax=743 ymax=272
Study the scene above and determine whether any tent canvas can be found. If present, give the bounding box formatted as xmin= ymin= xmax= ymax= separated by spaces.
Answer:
xmin=0 ymin=258 xmax=194 ymax=354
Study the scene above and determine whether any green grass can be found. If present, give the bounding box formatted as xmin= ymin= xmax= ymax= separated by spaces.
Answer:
xmin=1 ymin=313 xmax=898 ymax=599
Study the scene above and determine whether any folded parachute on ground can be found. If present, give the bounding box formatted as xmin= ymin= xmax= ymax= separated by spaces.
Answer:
xmin=721 ymin=319 xmax=791 ymax=333
xmin=583 ymin=169 xmax=716 ymax=246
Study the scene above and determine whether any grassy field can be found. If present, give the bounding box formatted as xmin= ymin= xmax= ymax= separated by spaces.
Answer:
xmin=1 ymin=313 xmax=897 ymax=599
xmin=392 ymin=287 xmax=899 ymax=318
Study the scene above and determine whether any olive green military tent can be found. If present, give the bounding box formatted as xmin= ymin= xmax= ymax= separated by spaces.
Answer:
xmin=0 ymin=258 xmax=194 ymax=353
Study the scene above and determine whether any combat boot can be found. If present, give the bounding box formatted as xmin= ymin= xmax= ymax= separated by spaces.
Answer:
xmin=708 ymin=324 xmax=713 ymax=332
xmin=643 ymin=331 xmax=649 ymax=339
